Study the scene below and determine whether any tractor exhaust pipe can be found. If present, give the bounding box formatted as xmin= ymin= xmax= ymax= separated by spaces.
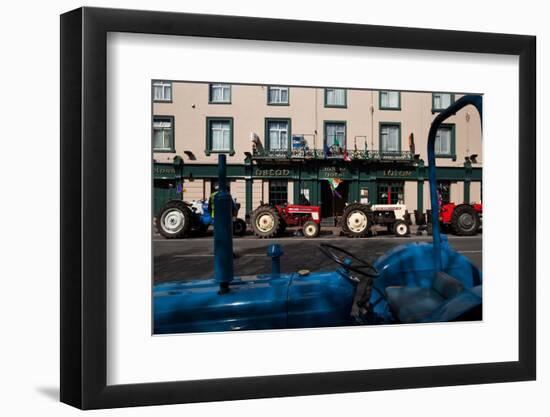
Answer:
xmin=214 ymin=154 xmax=234 ymax=293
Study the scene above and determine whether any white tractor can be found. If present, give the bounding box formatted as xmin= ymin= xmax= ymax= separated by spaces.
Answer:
xmin=340 ymin=203 xmax=412 ymax=238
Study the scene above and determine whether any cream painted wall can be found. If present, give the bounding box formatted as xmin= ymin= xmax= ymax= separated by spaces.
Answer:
xmin=153 ymin=84 xmax=482 ymax=169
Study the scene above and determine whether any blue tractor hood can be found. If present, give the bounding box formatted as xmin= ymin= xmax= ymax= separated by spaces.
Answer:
xmin=154 ymin=270 xmax=357 ymax=334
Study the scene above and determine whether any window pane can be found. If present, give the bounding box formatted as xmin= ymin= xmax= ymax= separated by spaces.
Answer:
xmin=210 ymin=120 xmax=230 ymax=151
xmin=388 ymin=92 xmax=399 ymax=108
xmin=326 ymin=88 xmax=345 ymax=105
xmin=281 ymin=88 xmax=288 ymax=102
xmin=268 ymin=121 xmax=289 ymax=150
xmin=381 ymin=91 xmax=399 ymax=108
xmin=381 ymin=125 xmax=399 ymax=152
xmin=435 ymin=127 xmax=452 ymax=155
xmin=269 ymin=180 xmax=288 ymax=205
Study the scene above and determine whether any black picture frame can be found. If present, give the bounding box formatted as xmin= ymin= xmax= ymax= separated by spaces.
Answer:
xmin=60 ymin=6 xmax=536 ymax=410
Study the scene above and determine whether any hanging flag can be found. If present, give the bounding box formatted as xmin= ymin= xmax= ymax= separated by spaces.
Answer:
xmin=326 ymin=178 xmax=344 ymax=199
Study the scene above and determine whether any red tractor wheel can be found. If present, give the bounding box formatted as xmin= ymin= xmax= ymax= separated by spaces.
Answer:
xmin=450 ymin=204 xmax=481 ymax=236
xmin=250 ymin=205 xmax=281 ymax=238
xmin=302 ymin=221 xmax=320 ymax=238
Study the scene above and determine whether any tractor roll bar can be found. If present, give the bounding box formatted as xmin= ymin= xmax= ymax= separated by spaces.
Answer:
xmin=428 ymin=94 xmax=483 ymax=271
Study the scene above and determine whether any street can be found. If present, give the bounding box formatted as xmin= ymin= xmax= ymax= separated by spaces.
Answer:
xmin=153 ymin=232 xmax=482 ymax=284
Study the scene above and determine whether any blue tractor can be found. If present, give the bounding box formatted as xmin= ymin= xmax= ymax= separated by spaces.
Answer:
xmin=154 ymin=95 xmax=483 ymax=334
xmin=156 ymin=196 xmax=247 ymax=239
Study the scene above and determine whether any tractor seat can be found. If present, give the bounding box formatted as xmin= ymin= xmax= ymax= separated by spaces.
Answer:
xmin=385 ymin=271 xmax=465 ymax=323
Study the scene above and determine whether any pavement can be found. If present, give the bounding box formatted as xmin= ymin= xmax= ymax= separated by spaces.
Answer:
xmin=153 ymin=228 xmax=482 ymax=284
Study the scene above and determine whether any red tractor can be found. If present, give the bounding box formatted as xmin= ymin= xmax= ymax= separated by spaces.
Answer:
xmin=438 ymin=202 xmax=482 ymax=236
xmin=250 ymin=204 xmax=322 ymax=238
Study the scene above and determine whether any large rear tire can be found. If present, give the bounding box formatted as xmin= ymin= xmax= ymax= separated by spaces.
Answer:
xmin=451 ymin=204 xmax=481 ymax=236
xmin=250 ymin=205 xmax=281 ymax=238
xmin=341 ymin=203 xmax=372 ymax=238
xmin=157 ymin=201 xmax=192 ymax=239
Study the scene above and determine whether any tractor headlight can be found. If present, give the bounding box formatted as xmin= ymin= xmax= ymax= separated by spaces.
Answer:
xmin=312 ymin=213 xmax=319 ymax=220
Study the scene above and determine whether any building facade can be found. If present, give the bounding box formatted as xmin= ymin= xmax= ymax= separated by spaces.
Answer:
xmin=152 ymin=81 xmax=482 ymax=221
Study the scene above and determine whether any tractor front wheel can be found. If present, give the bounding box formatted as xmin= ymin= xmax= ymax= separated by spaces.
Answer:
xmin=233 ymin=218 xmax=247 ymax=236
xmin=250 ymin=206 xmax=281 ymax=238
xmin=302 ymin=221 xmax=320 ymax=238
xmin=157 ymin=201 xmax=191 ymax=239
xmin=393 ymin=220 xmax=410 ymax=237
xmin=451 ymin=204 xmax=481 ymax=236
xmin=341 ymin=203 xmax=372 ymax=238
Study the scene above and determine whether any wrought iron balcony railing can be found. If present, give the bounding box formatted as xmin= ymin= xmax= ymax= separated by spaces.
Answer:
xmin=251 ymin=148 xmax=414 ymax=162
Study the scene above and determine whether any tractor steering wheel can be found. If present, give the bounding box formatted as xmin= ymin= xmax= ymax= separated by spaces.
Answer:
xmin=319 ymin=243 xmax=379 ymax=279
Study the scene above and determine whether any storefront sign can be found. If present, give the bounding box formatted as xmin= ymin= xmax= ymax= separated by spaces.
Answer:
xmin=254 ymin=168 xmax=291 ymax=177
xmin=154 ymin=164 xmax=177 ymax=178
xmin=319 ymin=166 xmax=349 ymax=178
xmin=383 ymin=169 xmax=414 ymax=177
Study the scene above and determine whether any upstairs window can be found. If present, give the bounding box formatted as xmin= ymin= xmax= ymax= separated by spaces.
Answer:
xmin=206 ymin=117 xmax=234 ymax=154
xmin=379 ymin=91 xmax=401 ymax=110
xmin=435 ymin=124 xmax=456 ymax=157
xmin=266 ymin=119 xmax=290 ymax=150
xmin=267 ymin=86 xmax=289 ymax=105
xmin=432 ymin=93 xmax=455 ymax=112
xmin=153 ymin=81 xmax=172 ymax=102
xmin=380 ymin=123 xmax=401 ymax=153
xmin=209 ymin=84 xmax=231 ymax=103
xmin=325 ymin=88 xmax=347 ymax=107
xmin=153 ymin=116 xmax=174 ymax=152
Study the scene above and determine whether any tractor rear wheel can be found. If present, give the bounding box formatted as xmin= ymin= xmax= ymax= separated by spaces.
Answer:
xmin=157 ymin=201 xmax=191 ymax=239
xmin=341 ymin=203 xmax=372 ymax=238
xmin=451 ymin=204 xmax=481 ymax=236
xmin=233 ymin=218 xmax=247 ymax=236
xmin=251 ymin=206 xmax=281 ymax=238
xmin=393 ymin=220 xmax=410 ymax=237
xmin=302 ymin=221 xmax=320 ymax=238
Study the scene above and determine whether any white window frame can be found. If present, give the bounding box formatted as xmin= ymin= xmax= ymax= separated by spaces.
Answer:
xmin=433 ymin=93 xmax=454 ymax=111
xmin=380 ymin=124 xmax=400 ymax=152
xmin=210 ymin=120 xmax=231 ymax=151
xmin=380 ymin=91 xmax=400 ymax=109
xmin=435 ymin=125 xmax=453 ymax=156
xmin=267 ymin=120 xmax=290 ymax=150
xmin=153 ymin=117 xmax=173 ymax=151
xmin=325 ymin=122 xmax=346 ymax=148
xmin=152 ymin=81 xmax=172 ymax=102
xmin=267 ymin=86 xmax=289 ymax=104
xmin=210 ymin=84 xmax=231 ymax=103
xmin=325 ymin=88 xmax=346 ymax=107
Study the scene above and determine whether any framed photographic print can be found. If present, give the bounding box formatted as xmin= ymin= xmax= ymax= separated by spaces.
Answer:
xmin=60 ymin=6 xmax=536 ymax=409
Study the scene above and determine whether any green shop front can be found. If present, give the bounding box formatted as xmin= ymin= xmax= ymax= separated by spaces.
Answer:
xmin=153 ymin=156 xmax=481 ymax=221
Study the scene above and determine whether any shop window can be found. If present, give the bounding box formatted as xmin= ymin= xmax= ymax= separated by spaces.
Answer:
xmin=269 ymin=180 xmax=288 ymax=206
xmin=377 ymin=181 xmax=404 ymax=204
xmin=209 ymin=83 xmax=231 ymax=103
xmin=266 ymin=119 xmax=290 ymax=150
xmin=267 ymin=86 xmax=289 ymax=105
xmin=435 ymin=124 xmax=456 ymax=157
xmin=380 ymin=123 xmax=401 ymax=153
xmin=438 ymin=181 xmax=451 ymax=204
xmin=153 ymin=116 xmax=174 ymax=152
xmin=153 ymin=81 xmax=172 ymax=102
xmin=379 ymin=91 xmax=401 ymax=110
xmin=206 ymin=117 xmax=234 ymax=155
xmin=210 ymin=180 xmax=231 ymax=194
xmin=432 ymin=92 xmax=455 ymax=112
xmin=325 ymin=88 xmax=347 ymax=107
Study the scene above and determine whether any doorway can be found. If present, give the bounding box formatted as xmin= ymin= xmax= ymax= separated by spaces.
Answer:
xmin=320 ymin=180 xmax=349 ymax=220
